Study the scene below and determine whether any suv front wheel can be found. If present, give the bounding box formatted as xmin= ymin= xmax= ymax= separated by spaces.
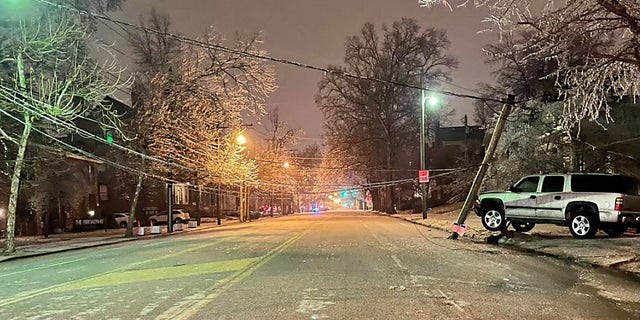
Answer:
xmin=481 ymin=205 xmax=506 ymax=232
xmin=569 ymin=211 xmax=598 ymax=239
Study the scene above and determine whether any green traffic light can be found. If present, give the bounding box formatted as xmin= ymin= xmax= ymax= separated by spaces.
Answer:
xmin=106 ymin=131 xmax=114 ymax=143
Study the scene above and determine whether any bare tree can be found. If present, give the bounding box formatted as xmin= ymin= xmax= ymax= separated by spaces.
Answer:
xmin=125 ymin=11 xmax=276 ymax=230
xmin=421 ymin=0 xmax=640 ymax=129
xmin=472 ymin=29 xmax=640 ymax=191
xmin=0 ymin=2 xmax=127 ymax=253
xmin=317 ymin=18 xmax=457 ymax=213
xmin=253 ymin=107 xmax=302 ymax=214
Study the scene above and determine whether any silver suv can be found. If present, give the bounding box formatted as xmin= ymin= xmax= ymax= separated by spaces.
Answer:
xmin=475 ymin=173 xmax=640 ymax=239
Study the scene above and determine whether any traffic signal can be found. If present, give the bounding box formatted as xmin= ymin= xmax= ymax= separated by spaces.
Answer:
xmin=105 ymin=131 xmax=114 ymax=143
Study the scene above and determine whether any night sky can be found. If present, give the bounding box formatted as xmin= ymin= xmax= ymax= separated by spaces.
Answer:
xmin=98 ymin=0 xmax=495 ymax=144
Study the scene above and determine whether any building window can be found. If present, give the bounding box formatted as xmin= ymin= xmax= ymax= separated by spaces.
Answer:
xmin=174 ymin=184 xmax=189 ymax=205
xmin=99 ymin=185 xmax=108 ymax=201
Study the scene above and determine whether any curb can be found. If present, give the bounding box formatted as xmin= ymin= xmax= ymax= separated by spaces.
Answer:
xmin=497 ymin=240 xmax=640 ymax=280
xmin=0 ymin=237 xmax=139 ymax=263
xmin=372 ymin=211 xmax=490 ymax=243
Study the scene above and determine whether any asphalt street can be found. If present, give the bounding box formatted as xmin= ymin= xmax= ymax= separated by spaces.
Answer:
xmin=0 ymin=210 xmax=638 ymax=319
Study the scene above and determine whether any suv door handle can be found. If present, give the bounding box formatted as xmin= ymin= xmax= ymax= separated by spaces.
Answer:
xmin=554 ymin=195 xmax=562 ymax=200
xmin=529 ymin=195 xmax=537 ymax=199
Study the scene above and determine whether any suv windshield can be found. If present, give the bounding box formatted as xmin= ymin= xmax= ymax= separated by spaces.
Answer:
xmin=570 ymin=175 xmax=640 ymax=195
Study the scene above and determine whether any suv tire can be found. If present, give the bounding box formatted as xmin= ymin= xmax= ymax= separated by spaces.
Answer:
xmin=174 ymin=218 xmax=183 ymax=225
xmin=119 ymin=221 xmax=127 ymax=228
xmin=149 ymin=219 xmax=158 ymax=226
xmin=569 ymin=210 xmax=598 ymax=239
xmin=481 ymin=205 xmax=506 ymax=232
xmin=512 ymin=221 xmax=535 ymax=233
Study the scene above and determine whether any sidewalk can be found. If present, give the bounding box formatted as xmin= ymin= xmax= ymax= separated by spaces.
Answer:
xmin=384 ymin=203 xmax=640 ymax=279
xmin=0 ymin=216 xmax=246 ymax=263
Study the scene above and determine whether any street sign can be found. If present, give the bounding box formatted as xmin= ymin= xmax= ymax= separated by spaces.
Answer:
xmin=418 ymin=170 xmax=429 ymax=183
xmin=451 ymin=223 xmax=467 ymax=236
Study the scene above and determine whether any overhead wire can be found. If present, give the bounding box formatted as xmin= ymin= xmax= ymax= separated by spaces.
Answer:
xmin=9 ymin=0 xmax=498 ymax=194
xmin=36 ymin=0 xmax=516 ymax=105
xmin=0 ymin=89 xmax=408 ymax=192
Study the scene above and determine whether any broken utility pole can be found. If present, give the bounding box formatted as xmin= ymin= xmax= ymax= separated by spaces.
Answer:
xmin=448 ymin=95 xmax=515 ymax=240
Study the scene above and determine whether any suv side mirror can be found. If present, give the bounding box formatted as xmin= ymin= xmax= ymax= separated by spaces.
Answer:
xmin=509 ymin=186 xmax=520 ymax=193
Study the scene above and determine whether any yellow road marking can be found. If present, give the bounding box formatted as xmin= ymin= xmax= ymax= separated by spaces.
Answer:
xmin=0 ymin=258 xmax=87 ymax=278
xmin=156 ymin=231 xmax=309 ymax=320
xmin=54 ymin=257 xmax=259 ymax=292
xmin=0 ymin=237 xmax=233 ymax=307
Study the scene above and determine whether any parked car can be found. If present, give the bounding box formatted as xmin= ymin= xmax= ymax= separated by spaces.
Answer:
xmin=475 ymin=173 xmax=640 ymax=239
xmin=114 ymin=213 xmax=135 ymax=228
xmin=148 ymin=209 xmax=191 ymax=225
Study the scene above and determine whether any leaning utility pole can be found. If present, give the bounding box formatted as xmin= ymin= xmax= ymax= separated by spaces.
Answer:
xmin=449 ymin=95 xmax=515 ymax=239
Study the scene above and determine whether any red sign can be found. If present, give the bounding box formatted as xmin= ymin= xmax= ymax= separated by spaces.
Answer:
xmin=418 ymin=170 xmax=429 ymax=183
xmin=451 ymin=223 xmax=467 ymax=236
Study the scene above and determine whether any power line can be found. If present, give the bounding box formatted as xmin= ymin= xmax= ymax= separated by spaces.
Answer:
xmin=0 ymin=85 xmax=195 ymax=174
xmin=0 ymin=88 xmax=374 ymax=191
xmin=36 ymin=0 xmax=516 ymax=105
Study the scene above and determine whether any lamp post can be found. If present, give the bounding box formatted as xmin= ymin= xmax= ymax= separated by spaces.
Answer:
xmin=235 ymin=133 xmax=248 ymax=222
xmin=420 ymin=82 xmax=438 ymax=220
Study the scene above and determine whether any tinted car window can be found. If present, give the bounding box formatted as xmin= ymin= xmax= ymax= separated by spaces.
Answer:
xmin=571 ymin=175 xmax=640 ymax=195
xmin=541 ymin=176 xmax=564 ymax=192
xmin=514 ymin=177 xmax=540 ymax=193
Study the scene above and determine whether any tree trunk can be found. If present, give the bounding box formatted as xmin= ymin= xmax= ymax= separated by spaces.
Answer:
xmin=125 ymin=173 xmax=143 ymax=238
xmin=270 ymin=193 xmax=274 ymax=217
xmin=385 ymin=141 xmax=396 ymax=214
xmin=5 ymin=113 xmax=33 ymax=253
xmin=371 ymin=188 xmax=382 ymax=211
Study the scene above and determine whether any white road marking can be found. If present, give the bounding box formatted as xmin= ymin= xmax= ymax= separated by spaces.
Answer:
xmin=438 ymin=289 xmax=465 ymax=313
xmin=391 ymin=255 xmax=405 ymax=270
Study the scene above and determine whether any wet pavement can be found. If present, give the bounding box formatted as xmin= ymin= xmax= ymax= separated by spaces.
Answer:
xmin=3 ymin=208 xmax=638 ymax=281
xmin=0 ymin=211 xmax=638 ymax=319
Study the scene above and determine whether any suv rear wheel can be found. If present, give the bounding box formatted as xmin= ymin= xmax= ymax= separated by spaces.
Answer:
xmin=569 ymin=210 xmax=598 ymax=239
xmin=481 ymin=205 xmax=506 ymax=232
xmin=119 ymin=221 xmax=127 ymax=228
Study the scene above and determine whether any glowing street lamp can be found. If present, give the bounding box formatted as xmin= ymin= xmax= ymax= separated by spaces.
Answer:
xmin=235 ymin=134 xmax=247 ymax=146
xmin=283 ymin=161 xmax=290 ymax=168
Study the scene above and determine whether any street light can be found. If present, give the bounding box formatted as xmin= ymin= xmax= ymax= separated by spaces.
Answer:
xmin=420 ymin=87 xmax=439 ymax=220
xmin=234 ymin=134 xmax=250 ymax=221
xmin=235 ymin=133 xmax=247 ymax=146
